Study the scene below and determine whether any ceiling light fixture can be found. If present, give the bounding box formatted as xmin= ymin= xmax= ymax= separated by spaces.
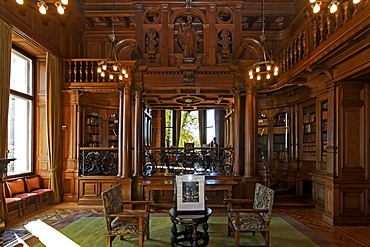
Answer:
xmin=97 ymin=0 xmax=129 ymax=81
xmin=248 ymin=0 xmax=279 ymax=81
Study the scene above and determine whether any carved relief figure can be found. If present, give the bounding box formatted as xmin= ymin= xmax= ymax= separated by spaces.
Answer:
xmin=218 ymin=29 xmax=231 ymax=62
xmin=145 ymin=29 xmax=159 ymax=62
xmin=177 ymin=15 xmax=199 ymax=58
xmin=218 ymin=29 xmax=231 ymax=53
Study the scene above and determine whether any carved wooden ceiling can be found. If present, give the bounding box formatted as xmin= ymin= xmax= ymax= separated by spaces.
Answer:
xmin=72 ymin=0 xmax=304 ymax=32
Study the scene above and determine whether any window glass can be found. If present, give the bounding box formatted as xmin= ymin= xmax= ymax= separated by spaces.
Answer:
xmin=179 ymin=110 xmax=200 ymax=147
xmin=10 ymin=50 xmax=33 ymax=96
xmin=206 ymin=109 xmax=215 ymax=144
xmin=7 ymin=49 xmax=33 ymax=175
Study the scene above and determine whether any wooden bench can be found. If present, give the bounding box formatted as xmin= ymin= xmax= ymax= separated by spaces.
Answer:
xmin=5 ymin=179 xmax=40 ymax=215
xmin=4 ymin=175 xmax=53 ymax=218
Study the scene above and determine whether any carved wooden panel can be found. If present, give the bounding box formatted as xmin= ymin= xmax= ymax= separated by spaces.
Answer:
xmin=339 ymin=83 xmax=365 ymax=180
xmin=341 ymin=188 xmax=365 ymax=216
xmin=78 ymin=177 xmax=117 ymax=204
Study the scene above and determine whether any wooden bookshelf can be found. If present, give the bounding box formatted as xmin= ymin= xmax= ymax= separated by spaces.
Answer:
xmin=302 ymin=105 xmax=316 ymax=161
xmin=273 ymin=112 xmax=289 ymax=160
xmin=321 ymin=100 xmax=328 ymax=162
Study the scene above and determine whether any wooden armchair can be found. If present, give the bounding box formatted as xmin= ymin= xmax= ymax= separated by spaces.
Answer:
xmin=224 ymin=183 xmax=275 ymax=247
xmin=101 ymin=185 xmax=153 ymax=247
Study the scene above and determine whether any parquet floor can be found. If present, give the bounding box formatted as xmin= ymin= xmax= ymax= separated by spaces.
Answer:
xmin=4 ymin=202 xmax=370 ymax=247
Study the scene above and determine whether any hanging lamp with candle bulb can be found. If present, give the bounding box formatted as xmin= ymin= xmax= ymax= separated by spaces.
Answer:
xmin=97 ymin=0 xmax=129 ymax=81
xmin=248 ymin=0 xmax=279 ymax=81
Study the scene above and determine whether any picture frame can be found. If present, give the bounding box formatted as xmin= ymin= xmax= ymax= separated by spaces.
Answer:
xmin=175 ymin=174 xmax=206 ymax=213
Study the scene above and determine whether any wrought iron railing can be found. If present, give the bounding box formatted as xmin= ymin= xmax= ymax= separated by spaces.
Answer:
xmin=79 ymin=148 xmax=118 ymax=176
xmin=142 ymin=147 xmax=234 ymax=176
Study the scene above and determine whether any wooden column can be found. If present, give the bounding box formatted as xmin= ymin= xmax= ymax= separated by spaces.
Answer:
xmin=118 ymin=84 xmax=132 ymax=178
xmin=233 ymin=86 xmax=242 ymax=176
xmin=293 ymin=105 xmax=299 ymax=160
xmin=244 ymin=85 xmax=257 ymax=178
xmin=134 ymin=87 xmax=143 ymax=177
xmin=118 ymin=89 xmax=123 ymax=177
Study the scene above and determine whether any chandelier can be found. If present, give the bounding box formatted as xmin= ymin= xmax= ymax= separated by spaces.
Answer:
xmin=310 ymin=0 xmax=362 ymax=14
xmin=97 ymin=0 xmax=129 ymax=81
xmin=248 ymin=0 xmax=279 ymax=81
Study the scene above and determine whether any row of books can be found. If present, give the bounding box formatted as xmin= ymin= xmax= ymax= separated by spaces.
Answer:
xmin=303 ymin=153 xmax=316 ymax=161
xmin=322 ymin=121 xmax=328 ymax=130
xmin=303 ymin=123 xmax=316 ymax=133
xmin=303 ymin=144 xmax=316 ymax=152
xmin=303 ymin=113 xmax=316 ymax=123
xmin=303 ymin=133 xmax=316 ymax=142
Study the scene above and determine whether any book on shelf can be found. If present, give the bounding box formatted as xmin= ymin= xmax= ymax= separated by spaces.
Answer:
xmin=322 ymin=110 xmax=328 ymax=120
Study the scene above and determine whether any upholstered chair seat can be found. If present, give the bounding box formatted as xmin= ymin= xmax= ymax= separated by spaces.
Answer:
xmin=110 ymin=213 xmax=149 ymax=235
xmin=229 ymin=211 xmax=268 ymax=231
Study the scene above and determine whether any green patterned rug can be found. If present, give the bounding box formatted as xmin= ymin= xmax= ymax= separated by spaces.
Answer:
xmin=30 ymin=213 xmax=336 ymax=247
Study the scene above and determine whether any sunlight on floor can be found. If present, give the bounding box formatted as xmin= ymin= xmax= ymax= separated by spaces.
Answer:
xmin=24 ymin=220 xmax=80 ymax=247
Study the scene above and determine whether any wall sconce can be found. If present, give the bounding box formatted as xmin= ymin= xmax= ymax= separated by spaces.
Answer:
xmin=311 ymin=1 xmax=322 ymax=13
xmin=55 ymin=2 xmax=66 ymax=15
xmin=328 ymin=0 xmax=339 ymax=13
xmin=310 ymin=0 xmax=362 ymax=14
xmin=37 ymin=1 xmax=48 ymax=15
xmin=16 ymin=0 xmax=68 ymax=15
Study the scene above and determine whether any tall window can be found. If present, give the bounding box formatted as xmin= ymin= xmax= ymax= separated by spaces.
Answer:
xmin=179 ymin=110 xmax=199 ymax=147
xmin=7 ymin=49 xmax=34 ymax=175
xmin=206 ymin=109 xmax=215 ymax=144
xmin=165 ymin=110 xmax=174 ymax=147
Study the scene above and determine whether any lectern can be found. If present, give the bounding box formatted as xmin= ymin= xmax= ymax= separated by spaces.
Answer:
xmin=0 ymin=158 xmax=15 ymax=231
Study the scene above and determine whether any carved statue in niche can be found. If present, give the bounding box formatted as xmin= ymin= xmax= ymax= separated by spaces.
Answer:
xmin=145 ymin=28 xmax=159 ymax=63
xmin=218 ymin=29 xmax=232 ymax=62
xmin=177 ymin=15 xmax=199 ymax=60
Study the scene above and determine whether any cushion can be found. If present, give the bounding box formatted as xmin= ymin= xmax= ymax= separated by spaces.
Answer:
xmin=13 ymin=193 xmax=38 ymax=199
xmin=32 ymin=189 xmax=52 ymax=194
xmin=229 ymin=212 xmax=268 ymax=231
xmin=6 ymin=179 xmax=25 ymax=196
xmin=5 ymin=198 xmax=22 ymax=204
xmin=26 ymin=177 xmax=40 ymax=192
xmin=110 ymin=216 xmax=149 ymax=235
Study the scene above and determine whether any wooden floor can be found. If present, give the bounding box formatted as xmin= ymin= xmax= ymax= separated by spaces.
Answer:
xmin=4 ymin=202 xmax=370 ymax=247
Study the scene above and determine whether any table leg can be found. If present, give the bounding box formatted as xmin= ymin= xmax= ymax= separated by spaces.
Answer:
xmin=171 ymin=222 xmax=177 ymax=243
xmin=203 ymin=221 xmax=209 ymax=241
xmin=192 ymin=223 xmax=198 ymax=247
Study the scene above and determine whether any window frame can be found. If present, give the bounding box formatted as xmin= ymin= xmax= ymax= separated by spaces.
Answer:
xmin=6 ymin=45 xmax=36 ymax=177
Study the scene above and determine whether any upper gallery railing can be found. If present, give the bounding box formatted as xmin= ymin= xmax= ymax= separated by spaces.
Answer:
xmin=143 ymin=147 xmax=234 ymax=176
xmin=278 ymin=1 xmax=369 ymax=75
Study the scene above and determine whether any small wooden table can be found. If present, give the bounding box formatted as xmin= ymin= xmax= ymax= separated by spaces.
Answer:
xmin=169 ymin=207 xmax=212 ymax=247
